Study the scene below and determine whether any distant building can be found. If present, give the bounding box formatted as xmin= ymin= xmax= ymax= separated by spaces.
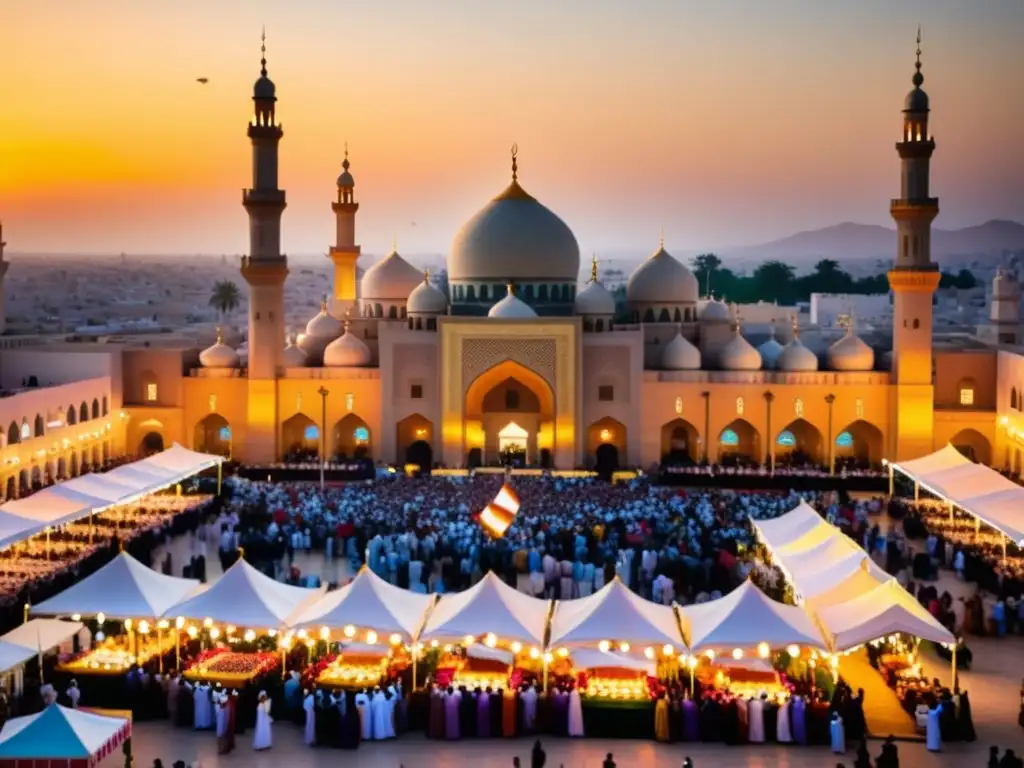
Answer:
xmin=810 ymin=293 xmax=892 ymax=328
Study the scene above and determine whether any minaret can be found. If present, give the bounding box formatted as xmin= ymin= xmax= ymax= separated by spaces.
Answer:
xmin=0 ymin=220 xmax=8 ymax=335
xmin=239 ymin=30 xmax=288 ymax=462
xmin=328 ymin=143 xmax=361 ymax=317
xmin=887 ymin=29 xmax=940 ymax=460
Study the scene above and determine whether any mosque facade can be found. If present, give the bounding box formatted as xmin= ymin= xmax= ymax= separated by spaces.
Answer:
xmin=0 ymin=36 xmax=1014 ymax=495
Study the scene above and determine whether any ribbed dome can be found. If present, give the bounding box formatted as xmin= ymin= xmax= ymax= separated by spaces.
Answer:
xmin=662 ymin=329 xmax=701 ymax=370
xmin=361 ymin=250 xmax=422 ymax=301
xmin=700 ymin=299 xmax=731 ymax=322
xmin=719 ymin=327 xmax=762 ymax=371
xmin=281 ymin=338 xmax=307 ymax=368
xmin=575 ymin=280 xmax=615 ymax=316
xmin=488 ymin=287 xmax=538 ymax=319
xmin=777 ymin=337 xmax=819 ymax=372
xmin=323 ymin=328 xmax=372 ymax=367
xmin=449 ymin=176 xmax=580 ymax=283
xmin=407 ymin=274 xmax=448 ymax=315
xmin=828 ymin=329 xmax=875 ymax=372
xmin=199 ymin=330 xmax=240 ymax=369
xmin=304 ymin=301 xmax=343 ymax=339
xmin=626 ymin=245 xmax=699 ymax=306
xmin=758 ymin=327 xmax=785 ymax=370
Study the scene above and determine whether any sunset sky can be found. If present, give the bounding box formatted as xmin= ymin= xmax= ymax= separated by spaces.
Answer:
xmin=1 ymin=0 xmax=1022 ymax=258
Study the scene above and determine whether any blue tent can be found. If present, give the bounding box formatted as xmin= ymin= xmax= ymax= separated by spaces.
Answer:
xmin=0 ymin=704 xmax=130 ymax=766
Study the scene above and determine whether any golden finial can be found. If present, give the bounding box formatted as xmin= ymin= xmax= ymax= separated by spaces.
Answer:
xmin=506 ymin=281 xmax=516 ymax=295
xmin=791 ymin=315 xmax=800 ymax=339
xmin=342 ymin=141 xmax=350 ymax=172
xmin=216 ymin=327 xmax=223 ymax=344
xmin=511 ymin=143 xmax=519 ymax=182
xmin=913 ymin=26 xmax=924 ymax=87
xmin=590 ymin=254 xmax=599 ymax=283
xmin=260 ymin=26 xmax=267 ymax=77
xmin=423 ymin=268 xmax=430 ymax=284
xmin=320 ymin=296 xmax=328 ymax=312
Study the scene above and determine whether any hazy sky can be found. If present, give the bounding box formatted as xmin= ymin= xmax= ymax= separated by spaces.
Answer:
xmin=1 ymin=0 xmax=1022 ymax=257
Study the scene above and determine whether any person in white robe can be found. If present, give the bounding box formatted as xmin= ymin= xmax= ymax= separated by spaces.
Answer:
xmin=193 ymin=684 xmax=210 ymax=729
xmin=370 ymin=686 xmax=389 ymax=739
xmin=925 ymin=704 xmax=941 ymax=752
xmin=40 ymin=684 xmax=56 ymax=707
xmin=567 ymin=686 xmax=584 ymax=737
xmin=384 ymin=685 xmax=398 ymax=738
xmin=303 ymin=689 xmax=316 ymax=746
xmin=776 ymin=696 xmax=792 ymax=743
xmin=253 ymin=690 xmax=273 ymax=750
xmin=66 ymin=680 xmax=81 ymax=708
xmin=747 ymin=696 xmax=765 ymax=742
xmin=521 ymin=685 xmax=538 ymax=732
xmin=830 ymin=712 xmax=845 ymax=754
xmin=215 ymin=691 xmax=230 ymax=750
xmin=355 ymin=688 xmax=372 ymax=740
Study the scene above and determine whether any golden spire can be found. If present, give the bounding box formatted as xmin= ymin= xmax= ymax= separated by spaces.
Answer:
xmin=342 ymin=141 xmax=350 ymax=172
xmin=320 ymin=296 xmax=328 ymax=313
xmin=913 ymin=25 xmax=924 ymax=87
xmin=216 ymin=327 xmax=223 ymax=344
xmin=791 ymin=315 xmax=800 ymax=339
xmin=590 ymin=254 xmax=599 ymax=283
xmin=493 ymin=143 xmax=535 ymax=201
xmin=506 ymin=281 xmax=516 ymax=295
xmin=260 ymin=26 xmax=267 ymax=78
xmin=423 ymin=268 xmax=430 ymax=284
xmin=511 ymin=143 xmax=518 ymax=182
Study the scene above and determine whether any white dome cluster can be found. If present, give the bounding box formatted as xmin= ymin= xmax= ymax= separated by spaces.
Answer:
xmin=407 ymin=273 xmax=448 ymax=316
xmin=361 ymin=249 xmax=423 ymax=317
xmin=828 ymin=327 xmax=875 ymax=371
xmin=719 ymin=325 xmax=762 ymax=371
xmin=777 ymin=327 xmax=819 ymax=373
xmin=488 ymin=286 xmax=537 ymax=319
xmin=323 ymin=324 xmax=372 ymax=367
xmin=661 ymin=328 xmax=701 ymax=370
xmin=199 ymin=329 xmax=240 ymax=369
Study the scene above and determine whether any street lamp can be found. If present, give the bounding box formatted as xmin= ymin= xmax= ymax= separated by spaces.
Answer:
xmin=317 ymin=386 xmax=329 ymax=491
xmin=825 ymin=394 xmax=836 ymax=475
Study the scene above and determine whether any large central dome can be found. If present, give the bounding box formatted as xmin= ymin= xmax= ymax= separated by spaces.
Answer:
xmin=449 ymin=174 xmax=580 ymax=285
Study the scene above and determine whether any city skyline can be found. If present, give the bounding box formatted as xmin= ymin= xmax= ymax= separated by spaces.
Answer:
xmin=1 ymin=0 xmax=1022 ymax=256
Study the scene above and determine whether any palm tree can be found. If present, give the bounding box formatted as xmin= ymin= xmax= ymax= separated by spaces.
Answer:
xmin=209 ymin=280 xmax=241 ymax=320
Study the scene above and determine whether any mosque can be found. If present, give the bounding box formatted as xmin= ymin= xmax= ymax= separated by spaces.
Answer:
xmin=1 ymin=34 xmax=1022 ymax=493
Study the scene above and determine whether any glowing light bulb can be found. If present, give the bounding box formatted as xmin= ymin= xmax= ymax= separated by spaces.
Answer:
xmin=157 ymin=620 xmax=169 ymax=630
xmin=687 ymin=655 xmax=698 ymax=670
xmin=390 ymin=633 xmax=402 ymax=646
xmin=662 ymin=644 xmax=674 ymax=657
xmin=209 ymin=628 xmax=220 ymax=639
xmin=464 ymin=635 xmax=475 ymax=646
xmin=644 ymin=647 xmax=655 ymax=660
xmin=704 ymin=649 xmax=716 ymax=660
xmin=757 ymin=642 xmax=770 ymax=659
xmin=267 ymin=629 xmax=277 ymax=638
xmin=297 ymin=629 xmax=308 ymax=640
xmin=203 ymin=618 xmax=213 ymax=629
xmin=598 ymin=640 xmax=611 ymax=653
xmin=529 ymin=647 xmax=540 ymax=659
xmin=557 ymin=647 xmax=569 ymax=658
xmin=511 ymin=642 xmax=522 ymax=653
xmin=226 ymin=625 xmax=236 ymax=635
xmin=244 ymin=630 xmax=256 ymax=642
xmin=343 ymin=625 xmax=356 ymax=638
xmin=430 ymin=640 xmax=439 ymax=648
xmin=618 ymin=642 xmax=630 ymax=653
xmin=187 ymin=626 xmax=198 ymax=638
xmin=786 ymin=644 xmax=800 ymax=658
xmin=366 ymin=630 xmax=378 ymax=645
xmin=543 ymin=652 xmax=553 ymax=663
xmin=485 ymin=633 xmax=497 ymax=648
xmin=175 ymin=617 xmax=184 ymax=629
xmin=71 ymin=613 xmax=81 ymax=622
xmin=732 ymin=648 xmax=743 ymax=660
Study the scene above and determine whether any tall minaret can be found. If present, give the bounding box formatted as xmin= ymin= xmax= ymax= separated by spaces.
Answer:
xmin=328 ymin=144 xmax=360 ymax=317
xmin=888 ymin=29 xmax=940 ymax=460
xmin=0 ymin=220 xmax=8 ymax=335
xmin=239 ymin=30 xmax=288 ymax=462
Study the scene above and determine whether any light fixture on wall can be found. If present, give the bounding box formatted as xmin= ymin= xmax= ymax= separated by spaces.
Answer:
xmin=599 ymin=429 xmax=613 ymax=442
xmin=414 ymin=427 xmax=428 ymax=438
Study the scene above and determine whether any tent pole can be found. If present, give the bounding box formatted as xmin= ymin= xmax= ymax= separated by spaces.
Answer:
xmin=157 ymin=618 xmax=164 ymax=674
xmin=888 ymin=464 xmax=894 ymax=497
xmin=217 ymin=462 xmax=222 ymax=495
xmin=1003 ymin=536 xmax=1008 ymax=566
xmin=543 ymin=656 xmax=549 ymax=693
xmin=412 ymin=647 xmax=418 ymax=693
xmin=914 ymin=481 xmax=919 ymax=502
xmin=948 ymin=501 xmax=954 ymax=524
xmin=951 ymin=643 xmax=957 ymax=690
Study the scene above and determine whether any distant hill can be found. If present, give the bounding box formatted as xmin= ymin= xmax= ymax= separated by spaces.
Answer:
xmin=723 ymin=219 xmax=1024 ymax=268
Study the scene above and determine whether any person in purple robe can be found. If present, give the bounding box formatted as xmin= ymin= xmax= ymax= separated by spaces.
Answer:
xmin=682 ymin=691 xmax=699 ymax=742
xmin=791 ymin=694 xmax=807 ymax=745
xmin=444 ymin=687 xmax=461 ymax=740
xmin=477 ymin=687 xmax=491 ymax=737
xmin=552 ymin=687 xmax=570 ymax=737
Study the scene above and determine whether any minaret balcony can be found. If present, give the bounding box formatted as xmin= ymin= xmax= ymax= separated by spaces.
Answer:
xmin=890 ymin=197 xmax=938 ymax=209
xmin=243 ymin=189 xmax=287 ymax=207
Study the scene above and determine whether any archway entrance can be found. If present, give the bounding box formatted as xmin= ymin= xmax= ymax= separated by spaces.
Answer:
xmin=595 ymin=443 xmax=620 ymax=475
xmin=587 ymin=417 xmax=627 ymax=468
xmin=69 ymin=454 xmax=79 ymax=477
xmin=282 ymin=413 xmax=319 ymax=460
xmin=660 ymin=418 xmax=699 ymax=465
xmin=464 ymin=360 xmax=555 ymax=466
xmin=775 ymin=418 xmax=824 ymax=467
xmin=4 ymin=476 xmax=14 ymax=500
xmin=194 ymin=414 xmax=231 ymax=457
xmin=140 ymin=432 xmax=164 ymax=457
xmin=834 ymin=420 xmax=883 ymax=467
xmin=951 ymin=428 xmax=991 ymax=465
xmin=498 ymin=421 xmax=529 ymax=465
xmin=718 ymin=419 xmax=760 ymax=465
xmin=333 ymin=414 xmax=371 ymax=459
xmin=396 ymin=414 xmax=433 ymax=466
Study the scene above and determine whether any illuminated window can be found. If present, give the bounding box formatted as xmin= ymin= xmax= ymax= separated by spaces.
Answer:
xmin=20 ymin=422 xmax=30 ymax=440
xmin=777 ymin=430 xmax=795 ymax=447
xmin=794 ymin=398 xmax=804 ymax=418
xmin=354 ymin=426 xmax=370 ymax=443
xmin=674 ymin=396 xmax=683 ymax=415
xmin=345 ymin=393 xmax=354 ymax=412
xmin=736 ymin=397 xmax=744 ymax=416
xmin=209 ymin=394 xmax=217 ymax=412
xmin=218 ymin=426 xmax=232 ymax=441
xmin=304 ymin=425 xmax=319 ymax=441
xmin=959 ymin=388 xmax=975 ymax=406
xmin=146 ymin=383 xmax=158 ymax=402
xmin=836 ymin=432 xmax=853 ymax=447
xmin=720 ymin=429 xmax=739 ymax=446
xmin=598 ymin=385 xmax=614 ymax=402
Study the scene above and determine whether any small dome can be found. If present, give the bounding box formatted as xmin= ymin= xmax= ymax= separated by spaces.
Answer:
xmin=758 ymin=327 xmax=785 ymax=370
xmin=407 ymin=273 xmax=448 ymax=315
xmin=304 ymin=301 xmax=343 ymax=339
xmin=828 ymin=329 xmax=875 ymax=372
xmin=777 ymin=337 xmax=819 ymax=372
xmin=700 ymin=298 xmax=730 ymax=322
xmin=575 ymin=280 xmax=616 ymax=316
xmin=323 ymin=327 xmax=372 ymax=367
xmin=661 ymin=329 xmax=701 ymax=370
xmin=282 ymin=338 xmax=307 ymax=368
xmin=904 ymin=87 xmax=928 ymax=112
xmin=719 ymin=327 xmax=761 ymax=371
xmin=361 ymin=249 xmax=422 ymax=301
xmin=254 ymin=75 xmax=276 ymax=100
xmin=488 ymin=287 xmax=538 ymax=319
xmin=337 ymin=154 xmax=354 ymax=188
xmin=199 ymin=330 xmax=240 ymax=369
xmin=626 ymin=245 xmax=699 ymax=306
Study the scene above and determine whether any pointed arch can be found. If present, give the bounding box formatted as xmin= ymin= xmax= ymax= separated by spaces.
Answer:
xmin=79 ymin=402 xmax=89 ymax=423
xmin=834 ymin=419 xmax=883 ymax=465
xmin=775 ymin=418 xmax=824 ymax=466
xmin=194 ymin=413 xmax=231 ymax=457
xmin=660 ymin=418 xmax=699 ymax=464
xmin=396 ymin=413 xmax=433 ymax=466
xmin=91 ymin=399 xmax=100 ymax=419
xmin=718 ymin=418 xmax=761 ymax=464
xmin=951 ymin=428 xmax=991 ymax=465
xmin=7 ymin=421 xmax=18 ymax=445
xmin=66 ymin=405 xmax=77 ymax=426
xmin=69 ymin=453 xmax=79 ymax=477
xmin=282 ymin=413 xmax=319 ymax=459
xmin=139 ymin=432 xmax=165 ymax=457
xmin=102 ymin=396 xmax=109 ymax=416
xmin=333 ymin=413 xmax=371 ymax=459
xmin=586 ymin=417 xmax=627 ymax=468
xmin=34 ymin=414 xmax=45 ymax=438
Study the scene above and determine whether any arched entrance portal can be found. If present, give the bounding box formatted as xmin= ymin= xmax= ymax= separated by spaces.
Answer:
xmin=718 ymin=419 xmax=761 ymax=465
xmin=497 ymin=421 xmax=529 ymax=465
xmin=951 ymin=428 xmax=991 ymax=465
xmin=595 ymin=444 xmax=620 ymax=475
xmin=834 ymin=420 xmax=883 ymax=466
xmin=587 ymin=417 xmax=627 ymax=468
xmin=333 ymin=414 xmax=371 ymax=459
xmin=194 ymin=414 xmax=231 ymax=457
xmin=775 ymin=418 xmax=824 ymax=467
xmin=282 ymin=413 xmax=319 ymax=460
xmin=139 ymin=432 xmax=164 ymax=457
xmin=660 ymin=419 xmax=699 ymax=465
xmin=396 ymin=414 xmax=433 ymax=466
xmin=464 ymin=360 xmax=555 ymax=466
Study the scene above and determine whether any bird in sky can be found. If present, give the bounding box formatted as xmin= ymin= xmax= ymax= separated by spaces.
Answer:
xmin=196 ymin=77 xmax=209 ymax=84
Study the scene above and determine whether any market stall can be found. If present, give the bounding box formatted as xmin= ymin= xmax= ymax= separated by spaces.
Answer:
xmin=0 ymin=618 xmax=83 ymax=695
xmin=566 ymin=648 xmax=658 ymax=739
xmin=0 ymin=704 xmax=132 ymax=767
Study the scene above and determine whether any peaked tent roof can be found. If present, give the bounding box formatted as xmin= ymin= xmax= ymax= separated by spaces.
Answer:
xmin=420 ymin=571 xmax=549 ymax=647
xmin=164 ymin=557 xmax=325 ymax=627
xmin=0 ymin=619 xmax=84 ymax=673
xmin=31 ymin=551 xmax=200 ymax=620
xmin=815 ymin=579 xmax=955 ymax=651
xmin=548 ymin=577 xmax=685 ymax=649
xmin=772 ymin=515 xmax=847 ymax=556
xmin=679 ymin=580 xmax=827 ymax=653
xmin=803 ymin=563 xmax=891 ymax=611
xmin=752 ymin=501 xmax=823 ymax=549
xmin=0 ymin=704 xmax=130 ymax=761
xmin=291 ymin=567 xmax=435 ymax=638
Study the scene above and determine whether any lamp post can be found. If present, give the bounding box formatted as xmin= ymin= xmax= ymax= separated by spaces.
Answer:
xmin=701 ymin=391 xmax=710 ymax=465
xmin=318 ymin=386 xmax=329 ymax=491
xmin=825 ymin=394 xmax=836 ymax=475
xmin=763 ymin=391 xmax=774 ymax=474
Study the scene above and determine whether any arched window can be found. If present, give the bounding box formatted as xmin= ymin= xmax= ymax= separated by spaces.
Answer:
xmin=658 ymin=308 xmax=671 ymax=323
xmin=1012 ymin=388 xmax=1019 ymax=410
xmin=34 ymin=414 xmax=44 ymax=437
xmin=426 ymin=318 xmax=437 ymax=331
xmin=79 ymin=402 xmax=89 ymax=422
xmin=550 ymin=285 xmax=561 ymax=302
xmin=777 ymin=430 xmax=795 ymax=447
xmin=466 ymin=285 xmax=476 ymax=301
xmin=102 ymin=396 xmax=108 ymax=416
xmin=304 ymin=425 xmax=320 ymax=441
xmin=595 ymin=319 xmax=604 ymax=332
xmin=66 ymin=405 xmax=77 ymax=425
xmin=91 ymin=399 xmax=99 ymax=419
xmin=7 ymin=422 xmax=19 ymax=445
xmin=479 ymin=285 xmax=489 ymax=301
xmin=736 ymin=397 xmax=744 ymax=415
xmin=583 ymin=319 xmax=594 ymax=332
xmin=524 ymin=284 xmax=535 ymax=300
xmin=720 ymin=429 xmax=739 ymax=446
xmin=836 ymin=431 xmax=853 ymax=447
xmin=388 ymin=305 xmax=398 ymax=319
xmin=538 ymin=285 xmax=548 ymax=301
xmin=643 ymin=309 xmax=655 ymax=323
xmin=912 ymin=318 xmax=920 ymax=330
xmin=20 ymin=421 xmax=31 ymax=440
xmin=673 ymin=308 xmax=682 ymax=323
xmin=374 ymin=303 xmax=383 ymax=317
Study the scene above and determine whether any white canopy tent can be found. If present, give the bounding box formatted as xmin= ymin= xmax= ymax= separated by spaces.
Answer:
xmin=420 ymin=571 xmax=549 ymax=648
xmin=679 ymin=580 xmax=827 ymax=653
xmin=31 ymin=551 xmax=201 ymax=620
xmin=892 ymin=444 xmax=1024 ymax=546
xmin=548 ymin=577 xmax=685 ymax=650
xmin=815 ymin=579 xmax=955 ymax=651
xmin=164 ymin=558 xmax=325 ymax=628
xmin=751 ymin=501 xmax=824 ymax=549
xmin=0 ymin=619 xmax=84 ymax=674
xmin=569 ymin=649 xmax=656 ymax=675
xmin=0 ymin=704 xmax=131 ymax=764
xmin=291 ymin=566 xmax=436 ymax=639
